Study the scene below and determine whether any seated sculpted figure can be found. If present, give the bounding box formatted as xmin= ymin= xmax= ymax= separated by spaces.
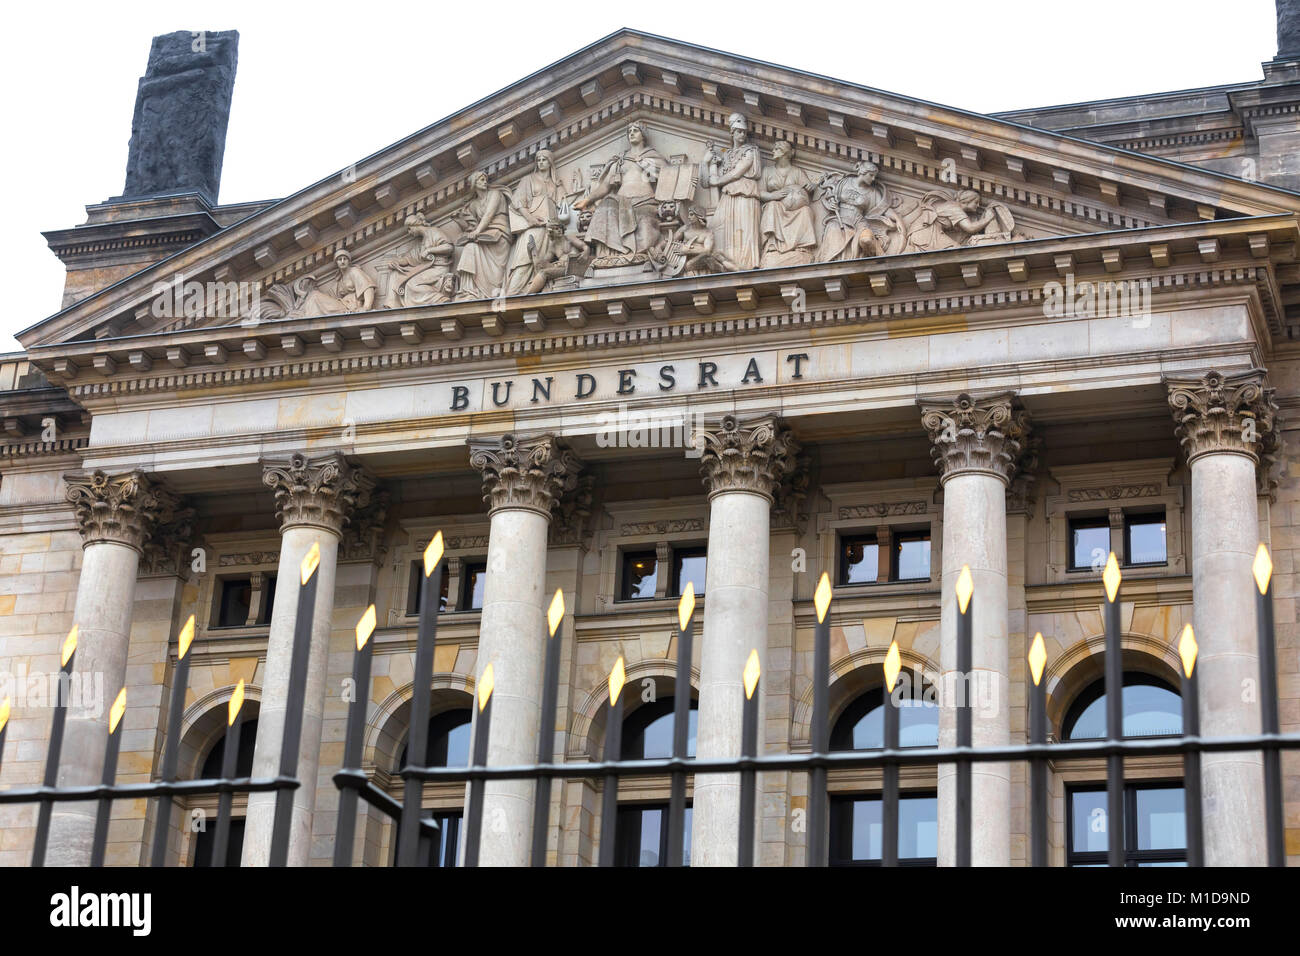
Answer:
xmin=653 ymin=205 xmax=736 ymax=277
xmin=524 ymin=219 xmax=588 ymax=294
xmin=816 ymin=160 xmax=909 ymax=261
xmin=381 ymin=213 xmax=456 ymax=308
xmin=909 ymin=188 xmax=1016 ymax=250
xmin=573 ymin=120 xmax=665 ymax=264
xmin=295 ymin=249 xmax=377 ymax=316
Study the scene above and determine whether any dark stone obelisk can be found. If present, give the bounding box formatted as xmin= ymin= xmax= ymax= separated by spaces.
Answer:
xmin=1279 ymin=0 xmax=1300 ymax=59
xmin=121 ymin=30 xmax=239 ymax=204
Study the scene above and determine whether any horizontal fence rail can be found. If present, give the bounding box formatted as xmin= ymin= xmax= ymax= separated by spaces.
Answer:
xmin=0 ymin=535 xmax=1293 ymax=867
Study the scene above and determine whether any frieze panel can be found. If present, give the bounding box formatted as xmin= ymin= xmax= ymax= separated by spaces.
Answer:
xmin=1067 ymin=483 xmax=1161 ymax=502
xmin=218 ymin=550 xmax=281 ymax=567
xmin=619 ymin=518 xmax=705 ymax=536
xmin=837 ymin=501 xmax=929 ymax=520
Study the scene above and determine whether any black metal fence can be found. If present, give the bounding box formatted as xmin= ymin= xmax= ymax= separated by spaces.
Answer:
xmin=2 ymin=534 xmax=1297 ymax=867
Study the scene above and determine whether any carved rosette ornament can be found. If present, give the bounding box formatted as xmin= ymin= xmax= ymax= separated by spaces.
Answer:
xmin=64 ymin=470 xmax=184 ymax=554
xmin=467 ymin=433 xmax=585 ymax=518
xmin=919 ymin=392 xmax=1032 ymax=485
xmin=695 ymin=415 xmax=800 ymax=502
xmin=260 ymin=452 xmax=374 ymax=535
xmin=1166 ymin=370 xmax=1282 ymax=483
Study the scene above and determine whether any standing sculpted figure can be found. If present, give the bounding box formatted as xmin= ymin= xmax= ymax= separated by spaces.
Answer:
xmin=504 ymin=148 xmax=569 ymax=295
xmin=758 ymin=140 xmax=817 ymax=268
xmin=816 ymin=160 xmax=909 ymax=261
xmin=381 ymin=213 xmax=456 ymax=307
xmin=574 ymin=120 xmax=665 ymax=262
xmin=703 ymin=112 xmax=762 ymax=271
xmin=454 ymin=170 xmax=514 ymax=300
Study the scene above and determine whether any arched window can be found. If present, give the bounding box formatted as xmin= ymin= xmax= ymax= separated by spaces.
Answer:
xmin=1062 ymin=673 xmax=1182 ymax=740
xmin=615 ymin=697 xmax=697 ymax=866
xmin=830 ymin=680 xmax=939 ymax=751
xmin=192 ymin=717 xmax=259 ymax=867
xmin=198 ymin=717 xmax=259 ymax=779
xmin=392 ymin=708 xmax=472 ymax=867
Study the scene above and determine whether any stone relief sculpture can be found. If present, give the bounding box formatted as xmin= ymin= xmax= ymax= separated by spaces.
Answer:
xmin=573 ymin=120 xmax=666 ymax=266
xmin=652 ymin=205 xmax=736 ymax=277
xmin=295 ymin=250 xmax=377 ymax=316
xmin=816 ymin=161 xmax=910 ymax=261
xmin=702 ymin=113 xmax=762 ymax=271
xmin=523 ymin=218 xmax=588 ymax=293
xmin=908 ymin=188 xmax=1016 ymax=250
xmin=504 ymin=149 xmax=570 ymax=295
xmin=454 ymin=170 xmax=514 ymax=300
xmin=380 ymin=213 xmax=455 ymax=307
xmin=758 ymin=141 xmax=818 ymax=268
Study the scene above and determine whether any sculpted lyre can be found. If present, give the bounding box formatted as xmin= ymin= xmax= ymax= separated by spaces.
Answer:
xmin=574 ymin=120 xmax=665 ymax=262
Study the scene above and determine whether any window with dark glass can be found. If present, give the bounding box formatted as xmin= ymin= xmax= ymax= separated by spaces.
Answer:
xmin=391 ymin=809 xmax=462 ymax=867
xmin=407 ymin=560 xmax=450 ymax=615
xmin=829 ymin=793 xmax=937 ymax=866
xmin=1062 ymin=673 xmax=1182 ymax=740
xmin=399 ymin=709 xmax=472 ymax=769
xmin=831 ymin=681 xmax=939 ymax=751
xmin=892 ymin=530 xmax=931 ymax=581
xmin=216 ymin=578 xmax=252 ymax=628
xmin=461 ymin=561 xmax=487 ymax=611
xmin=258 ymin=575 xmax=276 ymax=625
xmin=839 ymin=534 xmax=880 ymax=585
xmin=192 ymin=717 xmax=260 ymax=867
xmin=614 ymin=803 xmax=692 ymax=867
xmin=672 ymin=547 xmax=707 ymax=597
xmin=1067 ymin=783 xmax=1186 ymax=866
xmin=1125 ymin=511 xmax=1167 ymax=566
xmin=621 ymin=699 xmax=697 ymax=760
xmin=192 ymin=819 xmax=245 ymax=867
xmin=620 ymin=550 xmax=658 ymax=601
xmin=1069 ymin=516 xmax=1110 ymax=571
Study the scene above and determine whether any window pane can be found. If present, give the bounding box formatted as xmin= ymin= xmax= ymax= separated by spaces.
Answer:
xmin=218 ymin=579 xmax=252 ymax=627
xmin=1136 ymin=787 xmax=1185 ymax=851
xmin=830 ymin=795 xmax=936 ymax=863
xmin=832 ymin=684 xmax=938 ymax=751
xmin=431 ymin=811 xmax=461 ymax=867
xmin=899 ymin=796 xmax=938 ymax=860
xmin=841 ymin=537 xmax=879 ymax=585
xmin=1070 ymin=790 xmax=1110 ymax=854
xmin=675 ymin=552 xmax=706 ymax=597
xmin=850 ymin=798 xmax=883 ymax=861
xmin=465 ymin=563 xmax=486 ymax=610
xmin=895 ymin=535 xmax=930 ymax=580
xmin=1065 ymin=677 xmax=1182 ymax=740
xmin=898 ymin=698 xmax=940 ymax=748
xmin=622 ymin=552 xmax=657 ymax=600
xmin=636 ymin=708 xmax=697 ymax=759
xmin=1071 ymin=522 xmax=1109 ymax=570
xmin=1128 ymin=517 xmax=1167 ymax=565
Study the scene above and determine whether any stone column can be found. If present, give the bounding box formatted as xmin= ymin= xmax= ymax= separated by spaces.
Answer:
xmin=691 ymin=415 xmax=799 ymax=867
xmin=467 ymin=433 xmax=583 ymax=866
xmin=48 ymin=470 xmax=183 ymax=866
xmin=920 ymin=393 xmax=1032 ymax=866
xmin=242 ymin=453 xmax=372 ymax=866
xmin=1168 ymin=369 xmax=1280 ymax=866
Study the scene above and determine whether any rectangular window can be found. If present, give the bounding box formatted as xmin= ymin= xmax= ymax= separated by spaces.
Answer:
xmin=389 ymin=810 xmax=462 ymax=867
xmin=891 ymin=531 xmax=931 ymax=581
xmin=614 ymin=803 xmax=691 ymax=867
xmin=839 ymin=534 xmax=880 ymax=586
xmin=829 ymin=793 xmax=937 ymax=866
xmin=258 ymin=575 xmax=276 ymax=625
xmin=192 ymin=818 xmax=245 ymax=867
xmin=1066 ymin=783 xmax=1186 ymax=866
xmin=461 ymin=561 xmax=487 ymax=611
xmin=216 ymin=578 xmax=252 ymax=628
xmin=672 ymin=547 xmax=706 ymax=597
xmin=1069 ymin=516 xmax=1110 ymax=571
xmin=407 ymin=561 xmax=450 ymax=615
xmin=1125 ymin=511 xmax=1167 ymax=566
xmin=620 ymin=550 xmax=658 ymax=601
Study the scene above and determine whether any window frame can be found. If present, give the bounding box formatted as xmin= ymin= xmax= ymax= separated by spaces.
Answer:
xmin=1061 ymin=671 xmax=1183 ymax=741
xmin=837 ymin=533 xmax=882 ymax=587
xmin=618 ymin=549 xmax=660 ymax=602
xmin=670 ymin=545 xmax=707 ymax=598
xmin=828 ymin=791 xmax=939 ymax=867
xmin=1065 ymin=781 xmax=1187 ymax=867
xmin=1123 ymin=509 xmax=1168 ymax=568
xmin=1066 ymin=514 xmax=1111 ymax=572
xmin=890 ymin=528 xmax=932 ymax=582
xmin=459 ymin=559 xmax=487 ymax=611
xmin=612 ymin=801 xmax=692 ymax=867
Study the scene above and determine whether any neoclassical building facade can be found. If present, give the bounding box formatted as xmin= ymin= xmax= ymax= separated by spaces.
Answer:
xmin=2 ymin=18 xmax=1300 ymax=866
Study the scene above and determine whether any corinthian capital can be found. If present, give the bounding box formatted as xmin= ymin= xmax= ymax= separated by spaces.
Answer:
xmin=1166 ymin=369 xmax=1281 ymax=469
xmin=64 ymin=470 xmax=184 ymax=553
xmin=919 ymin=392 xmax=1032 ymax=485
xmin=468 ymin=433 xmax=584 ymax=518
xmin=261 ymin=452 xmax=374 ymax=535
xmin=696 ymin=415 xmax=800 ymax=501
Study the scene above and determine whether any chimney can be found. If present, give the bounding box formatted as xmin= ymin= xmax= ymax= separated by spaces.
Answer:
xmin=120 ymin=30 xmax=239 ymax=204
xmin=1279 ymin=0 xmax=1300 ymax=59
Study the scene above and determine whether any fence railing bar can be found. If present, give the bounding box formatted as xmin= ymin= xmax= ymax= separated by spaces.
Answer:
xmin=268 ymin=563 xmax=318 ymax=867
xmin=1181 ymin=663 xmax=1204 ymax=867
xmin=0 ymin=775 xmax=300 ymax=805
xmin=531 ymin=600 xmax=564 ymax=868
xmin=1256 ymin=572 xmax=1286 ymax=867
xmin=955 ymin=582 xmax=972 ymax=868
xmin=1103 ymin=562 xmax=1124 ymax=867
xmin=882 ymin=687 xmax=899 ymax=868
xmin=1029 ymin=641 xmax=1048 ymax=867
xmin=210 ymin=704 xmax=245 ymax=867
xmin=31 ymin=645 xmax=73 ymax=868
xmin=89 ymin=692 xmax=124 ymax=868
xmin=461 ymin=684 xmax=492 ymax=868
xmin=597 ymin=686 xmax=624 ymax=868
xmin=150 ymin=619 xmax=193 ymax=867
xmin=397 ymin=562 xmax=443 ymax=867
xmin=808 ymin=587 xmax=830 ymax=867
xmin=666 ymin=605 xmax=693 ymax=867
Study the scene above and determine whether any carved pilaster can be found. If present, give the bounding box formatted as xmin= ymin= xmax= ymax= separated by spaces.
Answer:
xmin=64 ymin=469 xmax=185 ymax=554
xmin=919 ymin=392 xmax=1032 ymax=485
xmin=1166 ymin=370 xmax=1282 ymax=486
xmin=341 ymin=488 xmax=391 ymax=562
xmin=467 ymin=433 xmax=584 ymax=518
xmin=260 ymin=452 xmax=374 ymax=536
xmin=550 ymin=474 xmax=596 ymax=546
xmin=141 ymin=505 xmax=197 ymax=575
xmin=695 ymin=415 xmax=800 ymax=502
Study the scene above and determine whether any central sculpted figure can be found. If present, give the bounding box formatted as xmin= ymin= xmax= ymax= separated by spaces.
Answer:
xmin=574 ymin=120 xmax=665 ymax=261
xmin=704 ymin=112 xmax=762 ymax=271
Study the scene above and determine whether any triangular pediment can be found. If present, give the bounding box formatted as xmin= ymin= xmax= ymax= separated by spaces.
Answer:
xmin=21 ymin=29 xmax=1300 ymax=351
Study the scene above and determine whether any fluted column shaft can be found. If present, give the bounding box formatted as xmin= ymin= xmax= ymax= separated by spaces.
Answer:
xmin=692 ymin=415 xmax=798 ymax=867
xmin=242 ymin=453 xmax=371 ymax=866
xmin=1169 ymin=369 xmax=1279 ymax=866
xmin=467 ymin=434 xmax=582 ymax=866
xmin=921 ymin=393 xmax=1031 ymax=867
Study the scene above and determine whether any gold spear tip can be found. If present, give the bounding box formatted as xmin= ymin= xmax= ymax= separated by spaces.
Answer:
xmin=677 ymin=581 xmax=696 ymax=633
xmin=61 ymin=625 xmax=79 ymax=667
xmin=955 ymin=566 xmax=973 ymax=614
xmin=1253 ymin=543 xmax=1273 ymax=596
xmin=228 ymin=679 xmax=246 ymax=725
xmin=109 ymin=688 xmax=127 ymax=734
xmin=608 ymin=656 xmax=627 ymax=705
xmin=1028 ymin=632 xmax=1047 ymax=687
xmin=0 ymin=696 xmax=10 ymax=734
xmin=1103 ymin=552 xmax=1121 ymax=603
xmin=814 ymin=572 xmax=832 ymax=623
xmin=1178 ymin=624 xmax=1198 ymax=679
xmin=883 ymin=640 xmax=902 ymax=693
xmin=300 ymin=540 xmax=321 ymax=585
xmin=548 ymin=588 xmax=566 ymax=637
xmin=477 ymin=663 xmax=495 ymax=712
xmin=178 ymin=615 xmax=196 ymax=659
xmin=356 ymin=604 xmax=377 ymax=651
xmin=743 ymin=649 xmax=761 ymax=699
xmin=424 ymin=530 xmax=445 ymax=578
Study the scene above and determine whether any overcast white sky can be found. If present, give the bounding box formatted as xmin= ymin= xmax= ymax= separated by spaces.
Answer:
xmin=0 ymin=0 xmax=1282 ymax=351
